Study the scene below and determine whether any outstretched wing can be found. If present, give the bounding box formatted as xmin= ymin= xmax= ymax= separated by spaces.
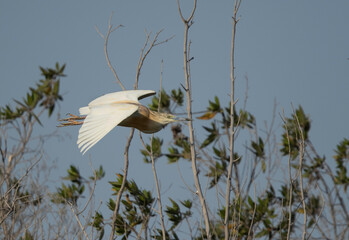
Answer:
xmin=86 ymin=90 xmax=155 ymax=109
xmin=77 ymin=90 xmax=156 ymax=154
xmin=77 ymin=103 xmax=137 ymax=154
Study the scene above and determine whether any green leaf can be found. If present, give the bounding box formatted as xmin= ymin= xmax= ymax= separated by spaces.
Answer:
xmin=281 ymin=106 xmax=311 ymax=159
xmin=251 ymin=137 xmax=265 ymax=159
xmin=90 ymin=165 xmax=105 ymax=180
xmin=165 ymin=198 xmax=182 ymax=230
xmin=171 ymin=88 xmax=184 ymax=106
xmin=200 ymin=122 xmax=219 ymax=148
xmin=167 ymin=147 xmax=180 ymax=163
xmin=255 ymin=229 xmax=269 ymax=238
xmin=140 ymin=137 xmax=163 ymax=163
xmin=180 ymin=199 xmax=192 ymax=209
xmin=148 ymin=89 xmax=171 ymax=112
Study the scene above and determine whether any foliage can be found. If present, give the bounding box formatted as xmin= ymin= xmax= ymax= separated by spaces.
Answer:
xmin=0 ymin=63 xmax=66 ymax=124
xmin=136 ymin=94 xmax=348 ymax=239
xmin=2 ymin=71 xmax=348 ymax=239
xmin=0 ymin=63 xmax=66 ymax=239
xmin=51 ymin=165 xmax=105 ymax=205
xmin=148 ymin=88 xmax=184 ymax=112
xmin=281 ymin=106 xmax=311 ymax=159
xmin=1 ymin=12 xmax=348 ymax=239
xmin=333 ymin=138 xmax=349 ymax=190
xmin=140 ymin=136 xmax=163 ymax=163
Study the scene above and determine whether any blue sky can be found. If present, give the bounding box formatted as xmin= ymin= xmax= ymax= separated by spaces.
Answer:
xmin=1 ymin=0 xmax=349 ymax=234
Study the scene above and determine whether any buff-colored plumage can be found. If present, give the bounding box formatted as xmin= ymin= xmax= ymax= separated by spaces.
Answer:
xmin=59 ymin=90 xmax=185 ymax=154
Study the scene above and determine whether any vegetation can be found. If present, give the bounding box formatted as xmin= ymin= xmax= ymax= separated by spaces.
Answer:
xmin=1 ymin=1 xmax=348 ymax=240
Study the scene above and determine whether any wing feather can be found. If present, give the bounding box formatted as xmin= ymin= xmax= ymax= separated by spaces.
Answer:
xmin=80 ymin=129 xmax=110 ymax=154
xmin=86 ymin=90 xmax=155 ymax=108
xmin=77 ymin=103 xmax=138 ymax=154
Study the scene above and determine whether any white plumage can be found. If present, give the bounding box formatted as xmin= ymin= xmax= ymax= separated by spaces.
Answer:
xmin=77 ymin=90 xmax=156 ymax=154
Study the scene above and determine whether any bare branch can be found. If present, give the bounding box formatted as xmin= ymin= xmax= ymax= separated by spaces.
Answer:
xmin=77 ymin=162 xmax=98 ymax=215
xmin=67 ymin=201 xmax=90 ymax=240
xmin=292 ymin=105 xmax=307 ymax=240
xmin=307 ymin=184 xmax=325 ymax=240
xmin=247 ymin=184 xmax=257 ymax=239
xmin=177 ymin=0 xmax=212 ymax=238
xmin=225 ymin=1 xmax=243 ymax=239
xmin=1 ymin=157 xmax=41 ymax=216
xmin=109 ymin=129 xmax=134 ymax=240
xmin=95 ymin=12 xmax=125 ymax=90
xmin=139 ymin=132 xmax=166 ymax=240
xmin=104 ymin=14 xmax=172 ymax=240
xmin=281 ymin=108 xmax=294 ymax=240
xmin=135 ymin=29 xmax=172 ymax=89
xmin=177 ymin=0 xmax=197 ymax=24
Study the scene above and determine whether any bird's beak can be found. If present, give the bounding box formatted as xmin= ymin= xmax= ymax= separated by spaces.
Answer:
xmin=175 ymin=117 xmax=191 ymax=122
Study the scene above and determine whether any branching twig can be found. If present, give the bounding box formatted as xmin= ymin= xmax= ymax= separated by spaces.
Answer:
xmin=139 ymin=133 xmax=166 ymax=240
xmin=247 ymin=184 xmax=257 ymax=239
xmin=107 ymin=19 xmax=171 ymax=240
xmin=2 ymin=157 xmax=41 ymax=202
xmin=77 ymin=162 xmax=98 ymax=215
xmin=109 ymin=129 xmax=133 ymax=240
xmin=177 ymin=0 xmax=212 ymax=238
xmin=225 ymin=0 xmax=242 ymax=239
xmin=281 ymin=109 xmax=294 ymax=240
xmin=293 ymin=106 xmax=307 ymax=240
xmin=95 ymin=12 xmax=125 ymax=90
xmin=307 ymin=184 xmax=325 ymax=240
xmin=134 ymin=29 xmax=173 ymax=89
xmin=96 ymin=13 xmax=132 ymax=240
xmin=67 ymin=201 xmax=90 ymax=240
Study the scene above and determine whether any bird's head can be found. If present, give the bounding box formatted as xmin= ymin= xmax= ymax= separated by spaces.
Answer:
xmin=151 ymin=112 xmax=190 ymax=125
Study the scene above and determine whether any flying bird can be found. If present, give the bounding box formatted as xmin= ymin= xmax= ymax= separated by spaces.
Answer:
xmin=59 ymin=90 xmax=187 ymax=154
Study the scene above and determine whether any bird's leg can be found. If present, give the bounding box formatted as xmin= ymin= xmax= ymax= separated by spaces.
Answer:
xmin=58 ymin=114 xmax=86 ymax=127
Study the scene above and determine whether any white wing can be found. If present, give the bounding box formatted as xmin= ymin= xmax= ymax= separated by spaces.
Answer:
xmin=76 ymin=90 xmax=156 ymax=154
xmin=85 ymin=90 xmax=155 ymax=110
xmin=77 ymin=103 xmax=138 ymax=154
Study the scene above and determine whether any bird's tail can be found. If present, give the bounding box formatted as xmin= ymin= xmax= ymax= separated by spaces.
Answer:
xmin=79 ymin=107 xmax=90 ymax=115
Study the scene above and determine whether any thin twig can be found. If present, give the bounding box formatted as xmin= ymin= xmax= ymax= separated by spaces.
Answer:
xmin=281 ymin=109 xmax=294 ymax=240
xmin=318 ymin=172 xmax=338 ymax=239
xmin=95 ymin=12 xmax=125 ymax=90
xmin=247 ymin=184 xmax=257 ymax=239
xmin=135 ymin=29 xmax=172 ymax=89
xmin=225 ymin=1 xmax=242 ymax=239
xmin=307 ymin=184 xmax=325 ymax=240
xmin=177 ymin=0 xmax=212 ymax=238
xmin=175 ymin=159 xmax=196 ymax=194
xmin=96 ymin=13 xmax=132 ymax=240
xmin=2 ymin=157 xmax=41 ymax=204
xmin=67 ymin=201 xmax=90 ymax=240
xmin=109 ymin=129 xmax=134 ymax=240
xmin=77 ymin=161 xmax=98 ymax=215
xmin=139 ymin=133 xmax=166 ymax=240
xmin=159 ymin=60 xmax=163 ymax=111
xmin=292 ymin=105 xmax=307 ymax=240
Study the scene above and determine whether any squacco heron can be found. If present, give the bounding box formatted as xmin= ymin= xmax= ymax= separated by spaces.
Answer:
xmin=59 ymin=90 xmax=187 ymax=154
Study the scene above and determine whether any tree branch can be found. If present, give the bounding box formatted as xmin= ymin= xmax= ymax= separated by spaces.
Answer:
xmin=95 ymin=12 xmax=125 ymax=91
xmin=177 ymin=0 xmax=211 ymax=238
xmin=292 ymin=105 xmax=307 ymax=240
xmin=109 ymin=129 xmax=133 ymax=240
xmin=225 ymin=1 xmax=242 ymax=239
xmin=139 ymin=133 xmax=166 ymax=240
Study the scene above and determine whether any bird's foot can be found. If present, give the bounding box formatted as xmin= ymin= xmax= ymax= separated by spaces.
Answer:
xmin=57 ymin=114 xmax=86 ymax=127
